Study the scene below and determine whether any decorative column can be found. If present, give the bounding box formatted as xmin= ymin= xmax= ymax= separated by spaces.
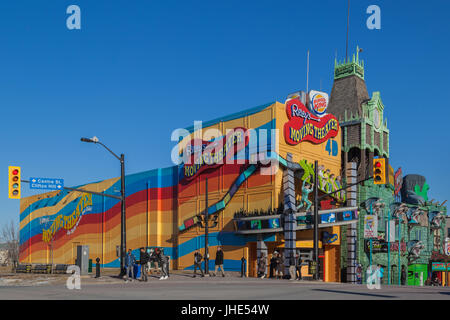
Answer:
xmin=346 ymin=162 xmax=358 ymax=283
xmin=283 ymin=153 xmax=297 ymax=276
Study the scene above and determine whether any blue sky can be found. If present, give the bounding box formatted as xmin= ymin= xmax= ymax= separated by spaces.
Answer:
xmin=1 ymin=0 xmax=449 ymax=226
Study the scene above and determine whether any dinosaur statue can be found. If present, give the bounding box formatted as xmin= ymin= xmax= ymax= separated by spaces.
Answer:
xmin=390 ymin=202 xmax=409 ymax=224
xmin=408 ymin=240 xmax=425 ymax=262
xmin=429 ymin=211 xmax=445 ymax=229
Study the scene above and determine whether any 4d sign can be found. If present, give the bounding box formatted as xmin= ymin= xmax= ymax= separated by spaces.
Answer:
xmin=284 ymin=95 xmax=339 ymax=145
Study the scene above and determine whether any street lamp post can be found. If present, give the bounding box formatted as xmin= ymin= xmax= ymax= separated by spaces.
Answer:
xmin=81 ymin=137 xmax=126 ymax=277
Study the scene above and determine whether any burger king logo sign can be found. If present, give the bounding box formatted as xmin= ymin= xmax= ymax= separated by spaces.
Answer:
xmin=309 ymin=90 xmax=329 ymax=117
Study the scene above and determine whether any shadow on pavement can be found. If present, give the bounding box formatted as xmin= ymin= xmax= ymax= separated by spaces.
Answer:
xmin=312 ymin=288 xmax=396 ymax=298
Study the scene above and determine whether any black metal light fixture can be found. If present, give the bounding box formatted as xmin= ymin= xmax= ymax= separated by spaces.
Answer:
xmin=81 ymin=137 xmax=126 ymax=277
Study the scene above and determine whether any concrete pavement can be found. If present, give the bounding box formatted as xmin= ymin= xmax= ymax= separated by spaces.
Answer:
xmin=1 ymin=272 xmax=450 ymax=300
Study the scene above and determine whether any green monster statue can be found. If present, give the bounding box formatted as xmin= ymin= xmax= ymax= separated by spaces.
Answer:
xmin=297 ymin=179 xmax=313 ymax=211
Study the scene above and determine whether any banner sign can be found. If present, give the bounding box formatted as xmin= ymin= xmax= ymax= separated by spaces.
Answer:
xmin=394 ymin=167 xmax=403 ymax=196
xmin=284 ymin=98 xmax=339 ymax=145
xmin=364 ymin=239 xmax=407 ymax=253
xmin=364 ymin=215 xmax=378 ymax=239
xmin=432 ymin=262 xmax=450 ymax=271
xmin=181 ymin=127 xmax=249 ymax=180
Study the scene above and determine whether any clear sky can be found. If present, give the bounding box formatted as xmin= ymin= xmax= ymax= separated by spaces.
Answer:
xmin=1 ymin=0 xmax=449 ymax=227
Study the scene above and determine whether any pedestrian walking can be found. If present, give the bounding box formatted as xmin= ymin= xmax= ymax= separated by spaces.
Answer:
xmin=295 ymin=253 xmax=302 ymax=280
xmin=401 ymin=265 xmax=407 ymax=286
xmin=124 ymin=249 xmax=136 ymax=282
xmin=356 ymin=264 xmax=362 ymax=284
xmin=156 ymin=248 xmax=169 ymax=280
xmin=269 ymin=252 xmax=277 ymax=278
xmin=240 ymin=256 xmax=247 ymax=277
xmin=378 ymin=264 xmax=384 ymax=284
xmin=139 ymin=247 xmax=150 ymax=282
xmin=288 ymin=254 xmax=296 ymax=280
xmin=193 ymin=250 xmax=204 ymax=277
xmin=275 ymin=252 xmax=284 ymax=279
xmin=213 ymin=247 xmax=225 ymax=277
xmin=257 ymin=252 xmax=267 ymax=278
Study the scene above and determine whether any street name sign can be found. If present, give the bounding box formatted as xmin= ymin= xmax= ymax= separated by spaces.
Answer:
xmin=30 ymin=177 xmax=64 ymax=190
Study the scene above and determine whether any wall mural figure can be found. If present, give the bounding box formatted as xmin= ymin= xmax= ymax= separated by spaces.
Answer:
xmin=297 ymin=179 xmax=313 ymax=212
xmin=407 ymin=240 xmax=425 ymax=262
xmin=390 ymin=202 xmax=409 ymax=224
xmin=429 ymin=211 xmax=445 ymax=229
xmin=362 ymin=197 xmax=385 ymax=218
xmin=405 ymin=207 xmax=427 ymax=226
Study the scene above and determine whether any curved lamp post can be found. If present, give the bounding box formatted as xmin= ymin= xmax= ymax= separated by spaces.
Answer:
xmin=81 ymin=137 xmax=126 ymax=277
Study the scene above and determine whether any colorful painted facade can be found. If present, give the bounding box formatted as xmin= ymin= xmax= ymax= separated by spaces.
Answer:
xmin=19 ymin=97 xmax=350 ymax=281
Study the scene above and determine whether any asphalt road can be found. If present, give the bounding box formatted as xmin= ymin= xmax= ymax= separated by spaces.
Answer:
xmin=1 ymin=273 xmax=450 ymax=300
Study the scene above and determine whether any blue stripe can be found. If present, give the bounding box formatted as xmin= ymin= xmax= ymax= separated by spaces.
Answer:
xmin=184 ymin=102 xmax=274 ymax=133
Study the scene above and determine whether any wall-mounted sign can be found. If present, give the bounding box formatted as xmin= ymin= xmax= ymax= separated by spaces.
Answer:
xmin=42 ymin=193 xmax=92 ymax=243
xmin=181 ymin=127 xmax=249 ymax=180
xmin=364 ymin=239 xmax=407 ymax=253
xmin=394 ymin=167 xmax=403 ymax=197
xmin=309 ymin=90 xmax=329 ymax=117
xmin=364 ymin=215 xmax=378 ymax=239
xmin=432 ymin=262 xmax=450 ymax=271
xmin=446 ymin=238 xmax=450 ymax=256
xmin=284 ymin=98 xmax=339 ymax=145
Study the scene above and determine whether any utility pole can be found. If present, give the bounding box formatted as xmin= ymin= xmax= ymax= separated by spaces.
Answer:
xmin=205 ymin=178 xmax=209 ymax=275
xmin=313 ymin=160 xmax=319 ymax=280
xmin=120 ymin=154 xmax=126 ymax=277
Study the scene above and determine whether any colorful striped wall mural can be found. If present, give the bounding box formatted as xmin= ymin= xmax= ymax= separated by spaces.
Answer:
xmin=19 ymin=98 xmax=343 ymax=272
xmin=19 ymin=102 xmax=280 ymax=271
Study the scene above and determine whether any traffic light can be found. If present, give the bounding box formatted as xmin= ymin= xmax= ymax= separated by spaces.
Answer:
xmin=8 ymin=166 xmax=21 ymax=199
xmin=373 ymin=158 xmax=387 ymax=185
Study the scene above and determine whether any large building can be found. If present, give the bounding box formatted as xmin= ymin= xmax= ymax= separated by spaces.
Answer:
xmin=19 ymin=80 xmax=358 ymax=282
xmin=19 ymin=48 xmax=447 ymax=285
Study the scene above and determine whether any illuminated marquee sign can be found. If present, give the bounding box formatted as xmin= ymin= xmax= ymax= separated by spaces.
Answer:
xmin=284 ymin=97 xmax=339 ymax=145
xmin=182 ymin=127 xmax=249 ymax=180
xmin=42 ymin=193 xmax=93 ymax=243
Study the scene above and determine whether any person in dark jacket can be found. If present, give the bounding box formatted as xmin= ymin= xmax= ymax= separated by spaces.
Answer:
xmin=269 ymin=252 xmax=277 ymax=278
xmin=155 ymin=247 xmax=169 ymax=280
xmin=295 ymin=253 xmax=302 ymax=280
xmin=193 ymin=250 xmax=204 ymax=277
xmin=401 ymin=265 xmax=407 ymax=286
xmin=240 ymin=256 xmax=247 ymax=277
xmin=213 ymin=246 xmax=225 ymax=277
xmin=139 ymin=247 xmax=150 ymax=282
xmin=275 ymin=252 xmax=284 ymax=279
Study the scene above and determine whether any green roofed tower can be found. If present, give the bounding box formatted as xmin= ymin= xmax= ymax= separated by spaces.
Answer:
xmin=328 ymin=46 xmax=390 ymax=183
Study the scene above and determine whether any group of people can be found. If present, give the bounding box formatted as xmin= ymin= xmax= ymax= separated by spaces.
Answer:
xmin=258 ymin=250 xmax=303 ymax=280
xmin=193 ymin=246 xmax=226 ymax=277
xmin=124 ymin=247 xmax=170 ymax=282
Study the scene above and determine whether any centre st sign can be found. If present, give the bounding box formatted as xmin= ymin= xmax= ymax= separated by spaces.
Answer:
xmin=30 ymin=177 xmax=64 ymax=190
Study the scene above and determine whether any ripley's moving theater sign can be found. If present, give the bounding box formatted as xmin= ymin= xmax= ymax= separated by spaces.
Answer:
xmin=182 ymin=127 xmax=249 ymax=180
xmin=284 ymin=91 xmax=339 ymax=145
